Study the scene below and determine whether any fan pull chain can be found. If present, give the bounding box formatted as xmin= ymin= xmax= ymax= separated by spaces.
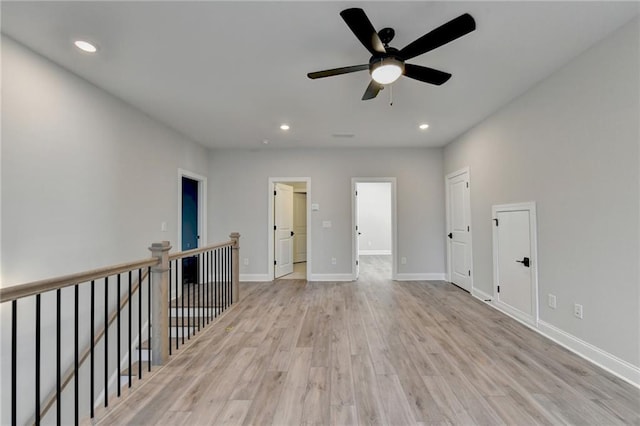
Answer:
xmin=389 ymin=84 xmax=393 ymax=106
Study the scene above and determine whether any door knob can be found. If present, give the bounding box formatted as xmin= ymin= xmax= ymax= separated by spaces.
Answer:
xmin=516 ymin=257 xmax=530 ymax=267
xmin=290 ymin=231 xmax=295 ymax=237
xmin=358 ymin=232 xmax=362 ymax=235
xmin=447 ymin=233 xmax=453 ymax=239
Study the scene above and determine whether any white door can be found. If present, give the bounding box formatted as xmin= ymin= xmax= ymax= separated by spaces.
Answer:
xmin=275 ymin=183 xmax=294 ymax=278
xmin=493 ymin=203 xmax=538 ymax=325
xmin=293 ymin=193 xmax=307 ymax=263
xmin=446 ymin=169 xmax=472 ymax=292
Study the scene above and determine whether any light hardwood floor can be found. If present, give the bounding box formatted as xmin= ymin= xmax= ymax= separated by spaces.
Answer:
xmin=98 ymin=256 xmax=640 ymax=425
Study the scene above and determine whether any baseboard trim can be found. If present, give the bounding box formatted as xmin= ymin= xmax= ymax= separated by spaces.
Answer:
xmin=537 ymin=320 xmax=640 ymax=389
xmin=308 ymin=273 xmax=353 ymax=282
xmin=359 ymin=250 xmax=392 ymax=255
xmin=395 ymin=273 xmax=446 ymax=281
xmin=240 ymin=274 xmax=271 ymax=282
xmin=471 ymin=290 xmax=640 ymax=389
xmin=472 ymin=288 xmax=492 ymax=301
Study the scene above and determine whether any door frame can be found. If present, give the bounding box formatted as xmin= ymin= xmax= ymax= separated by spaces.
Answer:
xmin=445 ymin=167 xmax=473 ymax=292
xmin=268 ymin=177 xmax=311 ymax=280
xmin=177 ymin=169 xmax=208 ymax=251
xmin=351 ymin=177 xmax=397 ymax=280
xmin=492 ymin=201 xmax=539 ymax=326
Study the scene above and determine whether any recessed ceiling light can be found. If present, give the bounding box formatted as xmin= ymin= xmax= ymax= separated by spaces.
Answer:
xmin=419 ymin=123 xmax=430 ymax=130
xmin=262 ymin=139 xmax=269 ymax=145
xmin=280 ymin=124 xmax=290 ymax=131
xmin=74 ymin=40 xmax=97 ymax=53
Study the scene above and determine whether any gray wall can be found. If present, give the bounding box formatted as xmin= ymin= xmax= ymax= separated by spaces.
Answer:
xmin=444 ymin=19 xmax=639 ymax=367
xmin=1 ymin=36 xmax=210 ymax=424
xmin=208 ymin=148 xmax=445 ymax=278
xmin=1 ymin=35 xmax=210 ymax=285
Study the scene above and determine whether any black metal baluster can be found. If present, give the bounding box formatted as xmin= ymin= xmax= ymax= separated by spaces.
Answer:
xmin=35 ymin=294 xmax=41 ymax=425
xmin=56 ymin=289 xmax=61 ymax=425
xmin=117 ymin=275 xmax=121 ymax=397
xmin=215 ymin=249 xmax=219 ymax=318
xmin=138 ymin=269 xmax=142 ymax=380
xmin=90 ymin=280 xmax=95 ymax=419
xmin=224 ymin=247 xmax=228 ymax=310
xmin=200 ymin=253 xmax=204 ymax=329
xmin=230 ymin=246 xmax=233 ymax=306
xmin=169 ymin=261 xmax=172 ymax=356
xmin=11 ymin=300 xmax=16 ymax=426
xmin=174 ymin=260 xmax=179 ymax=351
xmin=74 ymin=285 xmax=79 ymax=426
xmin=147 ymin=267 xmax=151 ymax=372
xmin=179 ymin=260 xmax=184 ymax=346
xmin=128 ymin=271 xmax=132 ymax=388
xmin=205 ymin=251 xmax=208 ymax=324
xmin=104 ymin=277 xmax=109 ymax=408
xmin=208 ymin=251 xmax=212 ymax=321
xmin=195 ymin=254 xmax=202 ymax=331
xmin=186 ymin=270 xmax=190 ymax=340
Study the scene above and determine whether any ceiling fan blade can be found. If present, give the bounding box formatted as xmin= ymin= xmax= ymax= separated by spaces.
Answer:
xmin=340 ymin=8 xmax=386 ymax=55
xmin=404 ymin=64 xmax=452 ymax=85
xmin=307 ymin=64 xmax=369 ymax=79
xmin=362 ymin=80 xmax=383 ymax=100
xmin=399 ymin=13 xmax=476 ymax=60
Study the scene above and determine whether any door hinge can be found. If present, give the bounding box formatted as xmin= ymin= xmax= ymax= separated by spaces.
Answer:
xmin=356 ymin=225 xmax=358 ymax=231
xmin=355 ymin=190 xmax=358 ymax=196
xmin=497 ymin=285 xmax=500 ymax=293
xmin=493 ymin=218 xmax=499 ymax=226
xmin=468 ymin=270 xmax=471 ymax=276
xmin=466 ymin=182 xmax=469 ymax=188
xmin=467 ymin=225 xmax=470 ymax=232
xmin=274 ymin=190 xmax=277 ymax=196
xmin=274 ymin=225 xmax=276 ymax=230
xmin=274 ymin=260 xmax=277 ymax=265
xmin=356 ymin=260 xmax=359 ymax=266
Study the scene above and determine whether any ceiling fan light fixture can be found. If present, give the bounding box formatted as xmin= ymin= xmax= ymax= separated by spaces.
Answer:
xmin=74 ymin=40 xmax=97 ymax=53
xmin=370 ymin=57 xmax=404 ymax=85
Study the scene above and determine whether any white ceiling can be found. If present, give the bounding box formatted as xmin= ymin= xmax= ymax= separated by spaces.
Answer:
xmin=2 ymin=1 xmax=638 ymax=149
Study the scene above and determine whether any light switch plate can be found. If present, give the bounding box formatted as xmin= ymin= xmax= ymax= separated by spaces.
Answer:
xmin=322 ymin=221 xmax=332 ymax=228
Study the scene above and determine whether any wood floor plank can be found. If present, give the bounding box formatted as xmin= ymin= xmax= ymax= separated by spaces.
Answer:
xmin=97 ymin=257 xmax=640 ymax=426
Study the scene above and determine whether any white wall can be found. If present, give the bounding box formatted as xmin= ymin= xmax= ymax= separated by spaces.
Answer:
xmin=1 ymin=36 xmax=210 ymax=424
xmin=357 ymin=182 xmax=392 ymax=255
xmin=208 ymin=148 xmax=445 ymax=279
xmin=444 ymin=19 xmax=639 ymax=372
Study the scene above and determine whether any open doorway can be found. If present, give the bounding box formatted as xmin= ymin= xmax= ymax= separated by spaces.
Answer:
xmin=268 ymin=178 xmax=311 ymax=280
xmin=178 ymin=169 xmax=207 ymax=285
xmin=352 ymin=178 xmax=397 ymax=280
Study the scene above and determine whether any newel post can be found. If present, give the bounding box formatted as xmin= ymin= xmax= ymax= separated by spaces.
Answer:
xmin=230 ymin=232 xmax=240 ymax=304
xmin=149 ymin=241 xmax=171 ymax=365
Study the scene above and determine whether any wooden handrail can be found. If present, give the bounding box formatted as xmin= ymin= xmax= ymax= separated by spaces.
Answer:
xmin=0 ymin=258 xmax=158 ymax=303
xmin=168 ymin=239 xmax=234 ymax=261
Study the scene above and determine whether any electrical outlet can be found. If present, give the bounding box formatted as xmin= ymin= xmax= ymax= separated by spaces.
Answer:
xmin=548 ymin=294 xmax=557 ymax=309
xmin=401 ymin=257 xmax=407 ymax=265
xmin=161 ymin=221 xmax=167 ymax=232
xmin=574 ymin=303 xmax=583 ymax=319
xmin=243 ymin=258 xmax=249 ymax=266
xmin=331 ymin=257 xmax=337 ymax=265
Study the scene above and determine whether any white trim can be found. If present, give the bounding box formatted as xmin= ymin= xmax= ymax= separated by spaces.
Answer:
xmin=240 ymin=273 xmax=272 ymax=282
xmin=308 ymin=273 xmax=353 ymax=282
xmin=395 ymin=273 xmax=446 ymax=281
xmin=359 ymin=250 xmax=392 ymax=255
xmin=268 ymin=177 xmax=312 ymax=281
xmin=352 ymin=178 xmax=398 ymax=281
xmin=491 ymin=201 xmax=539 ymax=327
xmin=445 ymin=167 xmax=474 ymax=293
xmin=472 ymin=293 xmax=640 ymax=389
xmin=177 ymin=168 xmax=208 ymax=249
xmin=472 ymin=287 xmax=492 ymax=301
xmin=538 ymin=320 xmax=640 ymax=388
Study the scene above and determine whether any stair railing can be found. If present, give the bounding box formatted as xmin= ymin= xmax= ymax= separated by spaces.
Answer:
xmin=0 ymin=232 xmax=240 ymax=426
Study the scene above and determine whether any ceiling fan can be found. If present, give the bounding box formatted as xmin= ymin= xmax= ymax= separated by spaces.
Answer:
xmin=307 ymin=8 xmax=476 ymax=100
